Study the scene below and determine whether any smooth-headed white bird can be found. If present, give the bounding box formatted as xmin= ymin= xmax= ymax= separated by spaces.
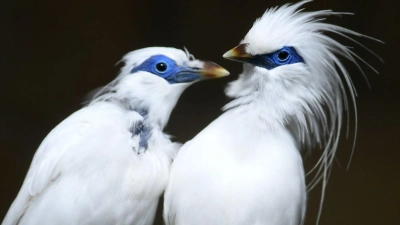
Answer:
xmin=2 ymin=47 xmax=229 ymax=225
xmin=164 ymin=1 xmax=380 ymax=225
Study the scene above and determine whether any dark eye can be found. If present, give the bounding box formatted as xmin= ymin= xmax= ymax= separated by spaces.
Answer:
xmin=277 ymin=50 xmax=290 ymax=61
xmin=155 ymin=62 xmax=168 ymax=73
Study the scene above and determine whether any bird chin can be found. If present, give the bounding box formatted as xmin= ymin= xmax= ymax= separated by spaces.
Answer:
xmin=244 ymin=63 xmax=269 ymax=75
xmin=170 ymin=82 xmax=193 ymax=88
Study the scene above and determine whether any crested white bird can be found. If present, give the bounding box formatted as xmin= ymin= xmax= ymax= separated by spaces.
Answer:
xmin=2 ymin=47 xmax=229 ymax=225
xmin=164 ymin=1 xmax=380 ymax=225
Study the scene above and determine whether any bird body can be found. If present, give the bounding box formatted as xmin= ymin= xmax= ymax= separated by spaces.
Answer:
xmin=3 ymin=47 xmax=229 ymax=225
xmin=7 ymin=102 xmax=175 ymax=225
xmin=164 ymin=109 xmax=306 ymax=225
xmin=164 ymin=1 xmax=380 ymax=224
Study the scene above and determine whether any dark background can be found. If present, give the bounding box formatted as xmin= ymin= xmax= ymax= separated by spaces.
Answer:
xmin=1 ymin=0 xmax=398 ymax=224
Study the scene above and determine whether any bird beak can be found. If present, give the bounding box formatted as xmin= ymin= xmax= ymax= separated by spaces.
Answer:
xmin=172 ymin=61 xmax=230 ymax=83
xmin=223 ymin=43 xmax=255 ymax=64
xmin=199 ymin=61 xmax=230 ymax=79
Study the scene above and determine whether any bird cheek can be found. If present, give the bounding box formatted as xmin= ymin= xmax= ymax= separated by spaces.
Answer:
xmin=264 ymin=69 xmax=288 ymax=84
xmin=252 ymin=65 xmax=270 ymax=75
xmin=243 ymin=63 xmax=258 ymax=73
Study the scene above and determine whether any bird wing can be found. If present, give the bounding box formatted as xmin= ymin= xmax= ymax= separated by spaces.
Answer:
xmin=2 ymin=102 xmax=142 ymax=225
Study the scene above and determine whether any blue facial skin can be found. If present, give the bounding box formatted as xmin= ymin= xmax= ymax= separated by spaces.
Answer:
xmin=130 ymin=55 xmax=201 ymax=84
xmin=247 ymin=46 xmax=305 ymax=70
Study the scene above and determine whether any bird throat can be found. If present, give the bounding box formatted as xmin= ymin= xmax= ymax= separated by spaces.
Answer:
xmin=128 ymin=106 xmax=152 ymax=154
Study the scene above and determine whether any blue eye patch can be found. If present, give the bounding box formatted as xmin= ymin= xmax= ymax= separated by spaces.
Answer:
xmin=131 ymin=55 xmax=180 ymax=79
xmin=249 ymin=46 xmax=305 ymax=70
xmin=130 ymin=55 xmax=204 ymax=84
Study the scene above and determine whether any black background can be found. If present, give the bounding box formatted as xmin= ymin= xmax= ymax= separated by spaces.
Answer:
xmin=1 ymin=0 xmax=398 ymax=224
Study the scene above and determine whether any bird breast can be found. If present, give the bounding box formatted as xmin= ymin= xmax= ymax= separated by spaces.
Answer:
xmin=167 ymin=110 xmax=306 ymax=224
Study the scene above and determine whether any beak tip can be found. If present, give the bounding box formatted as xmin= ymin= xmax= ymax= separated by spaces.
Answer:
xmin=222 ymin=51 xmax=232 ymax=59
xmin=201 ymin=61 xmax=230 ymax=79
xmin=219 ymin=68 xmax=230 ymax=77
xmin=207 ymin=67 xmax=230 ymax=78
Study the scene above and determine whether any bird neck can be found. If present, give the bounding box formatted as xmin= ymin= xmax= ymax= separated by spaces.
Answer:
xmin=223 ymin=75 xmax=314 ymax=135
xmin=224 ymin=92 xmax=301 ymax=130
xmin=223 ymin=72 xmax=334 ymax=151
xmin=124 ymin=93 xmax=181 ymax=129
xmin=90 ymin=75 xmax=189 ymax=129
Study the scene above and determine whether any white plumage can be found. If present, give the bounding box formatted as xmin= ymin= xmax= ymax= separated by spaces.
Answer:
xmin=164 ymin=1 xmax=380 ymax=224
xmin=2 ymin=47 xmax=229 ymax=225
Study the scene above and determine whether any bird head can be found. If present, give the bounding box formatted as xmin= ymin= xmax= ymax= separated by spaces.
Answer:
xmin=92 ymin=47 xmax=229 ymax=127
xmin=121 ymin=47 xmax=229 ymax=85
xmin=222 ymin=0 xmax=380 ymax=135
xmin=223 ymin=0 xmax=339 ymax=110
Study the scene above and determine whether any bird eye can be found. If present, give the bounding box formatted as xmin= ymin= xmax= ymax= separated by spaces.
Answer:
xmin=277 ymin=50 xmax=290 ymax=61
xmin=155 ymin=62 xmax=168 ymax=73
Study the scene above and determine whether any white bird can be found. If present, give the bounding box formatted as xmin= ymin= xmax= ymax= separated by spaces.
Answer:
xmin=164 ymin=1 xmax=380 ymax=225
xmin=2 ymin=47 xmax=229 ymax=225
